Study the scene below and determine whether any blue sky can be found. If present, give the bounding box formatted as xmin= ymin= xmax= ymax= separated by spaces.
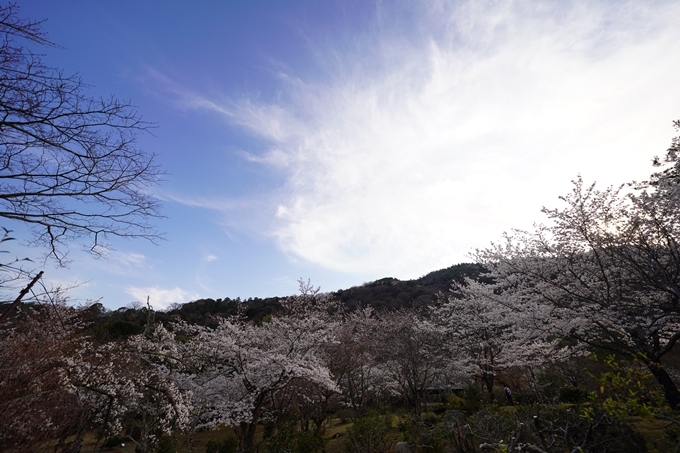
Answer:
xmin=10 ymin=0 xmax=680 ymax=309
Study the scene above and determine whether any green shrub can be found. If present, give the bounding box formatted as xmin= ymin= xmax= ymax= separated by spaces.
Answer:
xmin=296 ymin=431 xmax=325 ymax=453
xmin=459 ymin=384 xmax=483 ymax=414
xmin=206 ymin=436 xmax=237 ymax=453
xmin=265 ymin=425 xmax=324 ymax=453
xmin=512 ymin=391 xmax=539 ymax=405
xmin=445 ymin=387 xmax=482 ymax=413
xmin=344 ymin=413 xmax=392 ymax=453
xmin=432 ymin=405 xmax=447 ymax=415
xmin=590 ymin=355 xmax=668 ymax=418
xmin=265 ymin=425 xmax=297 ymax=453
xmin=467 ymin=405 xmax=648 ymax=453
xmin=536 ymin=368 xmax=568 ymax=402
xmin=558 ymin=385 xmax=591 ymax=404
xmin=398 ymin=412 xmax=475 ymax=453
xmin=95 ymin=320 xmax=143 ymax=341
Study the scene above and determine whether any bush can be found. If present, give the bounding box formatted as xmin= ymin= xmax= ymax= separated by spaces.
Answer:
xmin=206 ymin=436 xmax=237 ymax=453
xmin=467 ymin=405 xmax=648 ymax=453
xmin=512 ymin=391 xmax=539 ymax=405
xmin=398 ymin=412 xmax=476 ymax=453
xmin=432 ymin=405 xmax=447 ymax=415
xmin=456 ymin=384 xmax=483 ymax=414
xmin=265 ymin=426 xmax=296 ymax=453
xmin=590 ymin=355 xmax=668 ymax=418
xmin=558 ymin=385 xmax=591 ymax=404
xmin=296 ymin=431 xmax=325 ymax=453
xmin=344 ymin=413 xmax=392 ymax=453
xmin=536 ymin=368 xmax=568 ymax=402
xmin=266 ymin=425 xmax=324 ymax=453
xmin=353 ymin=406 xmax=650 ymax=453
xmin=95 ymin=320 xmax=144 ymax=341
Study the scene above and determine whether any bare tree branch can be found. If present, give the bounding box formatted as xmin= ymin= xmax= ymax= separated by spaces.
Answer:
xmin=0 ymin=3 xmax=163 ymax=265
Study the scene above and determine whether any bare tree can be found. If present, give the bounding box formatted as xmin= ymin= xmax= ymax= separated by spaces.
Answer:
xmin=0 ymin=3 xmax=163 ymax=264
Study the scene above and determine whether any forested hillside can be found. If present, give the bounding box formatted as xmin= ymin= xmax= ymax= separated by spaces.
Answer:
xmin=47 ymin=263 xmax=486 ymax=340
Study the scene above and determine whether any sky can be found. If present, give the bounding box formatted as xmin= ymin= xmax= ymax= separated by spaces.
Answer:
xmin=8 ymin=0 xmax=680 ymax=310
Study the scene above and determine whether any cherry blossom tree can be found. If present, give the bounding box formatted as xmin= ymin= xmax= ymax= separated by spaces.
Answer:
xmin=135 ymin=280 xmax=338 ymax=453
xmin=73 ymin=341 xmax=190 ymax=452
xmin=439 ymin=280 xmax=572 ymax=402
xmin=0 ymin=301 xmax=87 ymax=451
xmin=644 ymin=119 xmax=680 ymax=195
xmin=268 ymin=376 xmax=339 ymax=434
xmin=475 ymin=174 xmax=680 ymax=408
xmin=328 ymin=306 xmax=388 ymax=413
xmin=373 ymin=309 xmax=463 ymax=417
xmin=0 ymin=300 xmax=188 ymax=452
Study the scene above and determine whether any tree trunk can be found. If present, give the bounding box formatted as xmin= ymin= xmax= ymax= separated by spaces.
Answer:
xmin=527 ymin=366 xmax=543 ymax=403
xmin=313 ymin=416 xmax=327 ymax=435
xmin=240 ymin=422 xmax=258 ymax=453
xmin=482 ymin=373 xmax=495 ymax=403
xmin=412 ymin=392 xmax=422 ymax=418
xmin=645 ymin=360 xmax=680 ymax=410
xmin=241 ymin=393 xmax=265 ymax=453
xmin=0 ymin=271 xmax=43 ymax=323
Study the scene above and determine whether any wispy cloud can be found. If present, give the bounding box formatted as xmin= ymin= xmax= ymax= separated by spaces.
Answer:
xmin=156 ymin=190 xmax=246 ymax=211
xmin=87 ymin=249 xmax=151 ymax=277
xmin=144 ymin=68 xmax=236 ymax=117
xmin=109 ymin=250 xmax=146 ymax=267
xmin=162 ymin=0 xmax=680 ymax=279
xmin=126 ymin=286 xmax=199 ymax=310
xmin=204 ymin=254 xmax=218 ymax=263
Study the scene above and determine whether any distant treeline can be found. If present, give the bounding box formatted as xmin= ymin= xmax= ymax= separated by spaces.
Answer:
xmin=155 ymin=262 xmax=487 ymax=323
xmin=1 ymin=263 xmax=487 ymax=342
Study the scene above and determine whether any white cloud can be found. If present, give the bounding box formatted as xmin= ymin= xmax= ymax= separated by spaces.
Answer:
xmin=109 ymin=250 xmax=146 ymax=267
xmin=126 ymin=286 xmax=199 ymax=310
xmin=180 ymin=0 xmax=680 ymax=279
xmin=204 ymin=254 xmax=218 ymax=263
